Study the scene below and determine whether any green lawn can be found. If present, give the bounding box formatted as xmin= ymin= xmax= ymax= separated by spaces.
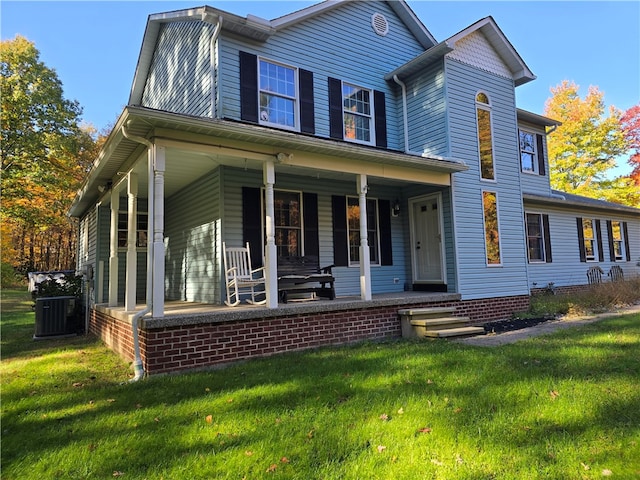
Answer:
xmin=2 ymin=289 xmax=639 ymax=479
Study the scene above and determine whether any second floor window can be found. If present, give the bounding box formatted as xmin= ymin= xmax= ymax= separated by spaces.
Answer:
xmin=259 ymin=59 xmax=297 ymax=129
xmin=519 ymin=130 xmax=537 ymax=173
xmin=476 ymin=92 xmax=495 ymax=181
xmin=343 ymin=83 xmax=373 ymax=145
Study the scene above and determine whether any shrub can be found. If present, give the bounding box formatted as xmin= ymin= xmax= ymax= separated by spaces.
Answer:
xmin=1 ymin=262 xmax=23 ymax=288
xmin=32 ymin=273 xmax=83 ymax=299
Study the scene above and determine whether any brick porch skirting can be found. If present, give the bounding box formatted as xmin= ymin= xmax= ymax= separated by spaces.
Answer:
xmin=90 ymin=294 xmax=530 ymax=376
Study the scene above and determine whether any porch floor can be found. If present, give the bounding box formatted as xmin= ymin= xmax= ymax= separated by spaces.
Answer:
xmin=95 ymin=291 xmax=461 ymax=330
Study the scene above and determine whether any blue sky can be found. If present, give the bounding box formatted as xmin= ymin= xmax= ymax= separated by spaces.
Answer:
xmin=2 ymin=1 xmax=639 ymax=175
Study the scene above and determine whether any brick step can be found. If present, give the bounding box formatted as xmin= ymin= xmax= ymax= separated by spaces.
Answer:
xmin=423 ymin=326 xmax=486 ymax=338
xmin=410 ymin=316 xmax=471 ymax=330
xmin=398 ymin=307 xmax=457 ymax=319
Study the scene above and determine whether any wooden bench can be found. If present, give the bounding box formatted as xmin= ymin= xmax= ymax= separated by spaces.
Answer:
xmin=277 ymin=256 xmax=335 ymax=303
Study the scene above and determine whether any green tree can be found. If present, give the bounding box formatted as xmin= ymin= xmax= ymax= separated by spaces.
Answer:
xmin=543 ymin=81 xmax=637 ymax=206
xmin=1 ymin=35 xmax=97 ymax=272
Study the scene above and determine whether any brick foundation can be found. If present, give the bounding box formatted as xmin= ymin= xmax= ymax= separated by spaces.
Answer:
xmin=91 ymin=294 xmax=531 ymax=376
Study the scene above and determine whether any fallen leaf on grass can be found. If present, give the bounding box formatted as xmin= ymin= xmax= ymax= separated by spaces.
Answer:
xmin=73 ymin=382 xmax=83 ymax=387
xmin=377 ymin=445 xmax=387 ymax=453
xmin=602 ymin=469 xmax=613 ymax=476
xmin=581 ymin=462 xmax=590 ymax=471
xmin=379 ymin=413 xmax=389 ymax=421
xmin=454 ymin=407 xmax=463 ymax=414
xmin=418 ymin=427 xmax=432 ymax=434
xmin=205 ymin=415 xmax=213 ymax=424
xmin=227 ymin=398 xmax=234 ymax=403
xmin=112 ymin=471 xmax=125 ymax=477
xmin=307 ymin=430 xmax=315 ymax=439
xmin=397 ymin=407 xmax=404 ymax=415
xmin=280 ymin=457 xmax=290 ymax=463
xmin=266 ymin=464 xmax=277 ymax=473
xmin=431 ymin=458 xmax=444 ymax=466
xmin=456 ymin=454 xmax=464 ymax=464
xmin=107 ymin=399 xmax=116 ymax=403
xmin=245 ymin=451 xmax=253 ymax=456
xmin=549 ymin=390 xmax=560 ymax=400
xmin=427 ymin=379 xmax=434 ymax=384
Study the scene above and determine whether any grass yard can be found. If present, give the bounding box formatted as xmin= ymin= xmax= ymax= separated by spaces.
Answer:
xmin=2 ymin=289 xmax=639 ymax=479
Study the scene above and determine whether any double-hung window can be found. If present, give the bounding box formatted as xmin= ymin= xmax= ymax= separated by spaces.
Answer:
xmin=476 ymin=92 xmax=495 ymax=181
xmin=258 ymin=58 xmax=297 ymax=129
xmin=519 ymin=130 xmax=537 ymax=173
xmin=610 ymin=221 xmax=624 ymax=260
xmin=482 ymin=191 xmax=501 ymax=265
xmin=117 ymin=212 xmax=148 ymax=249
xmin=525 ymin=213 xmax=552 ymax=263
xmin=581 ymin=218 xmax=596 ymax=261
xmin=273 ymin=190 xmax=302 ymax=257
xmin=347 ymin=197 xmax=379 ymax=265
xmin=342 ymin=83 xmax=373 ymax=145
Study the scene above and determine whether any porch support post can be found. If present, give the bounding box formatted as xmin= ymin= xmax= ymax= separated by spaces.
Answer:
xmin=357 ymin=174 xmax=372 ymax=300
xmin=263 ymin=161 xmax=278 ymax=308
xmin=125 ymin=173 xmax=138 ymax=311
xmin=152 ymin=145 xmax=166 ymax=318
xmin=108 ymin=188 xmax=120 ymax=307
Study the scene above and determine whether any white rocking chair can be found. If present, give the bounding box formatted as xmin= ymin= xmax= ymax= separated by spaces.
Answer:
xmin=223 ymin=242 xmax=266 ymax=306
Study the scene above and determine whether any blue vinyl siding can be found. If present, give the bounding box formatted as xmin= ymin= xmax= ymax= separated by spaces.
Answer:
xmin=220 ymin=166 xmax=410 ymax=298
xmin=165 ymin=168 xmax=221 ymax=303
xmin=404 ymin=59 xmax=449 ymax=157
xmin=526 ymin=206 xmax=640 ymax=288
xmin=218 ymin=0 xmax=425 ymax=151
xmin=446 ymin=58 xmax=529 ymax=299
xmin=141 ymin=22 xmax=214 ymax=117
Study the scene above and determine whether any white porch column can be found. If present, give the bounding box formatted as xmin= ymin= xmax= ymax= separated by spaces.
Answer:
xmin=125 ymin=173 xmax=138 ymax=311
xmin=357 ymin=174 xmax=372 ymax=300
xmin=152 ymin=145 xmax=166 ymax=317
xmin=263 ymin=161 xmax=278 ymax=308
xmin=108 ymin=189 xmax=120 ymax=307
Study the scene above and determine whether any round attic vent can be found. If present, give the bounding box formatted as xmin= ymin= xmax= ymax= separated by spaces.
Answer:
xmin=371 ymin=12 xmax=389 ymax=36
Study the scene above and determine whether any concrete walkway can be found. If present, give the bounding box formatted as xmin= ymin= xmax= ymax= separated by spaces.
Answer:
xmin=457 ymin=304 xmax=640 ymax=347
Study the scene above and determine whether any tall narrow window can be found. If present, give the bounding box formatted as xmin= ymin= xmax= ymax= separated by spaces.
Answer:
xmin=347 ymin=197 xmax=379 ymax=264
xmin=343 ymin=83 xmax=373 ymax=145
xmin=582 ymin=219 xmax=596 ymax=261
xmin=259 ymin=59 xmax=297 ymax=129
xmin=476 ymin=92 xmax=495 ymax=180
xmin=482 ymin=191 xmax=501 ymax=265
xmin=273 ymin=190 xmax=302 ymax=257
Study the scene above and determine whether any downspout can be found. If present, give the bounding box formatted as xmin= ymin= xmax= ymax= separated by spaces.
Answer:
xmin=121 ymin=123 xmax=154 ymax=382
xmin=209 ymin=16 xmax=222 ymax=118
xmin=393 ymin=74 xmax=410 ymax=153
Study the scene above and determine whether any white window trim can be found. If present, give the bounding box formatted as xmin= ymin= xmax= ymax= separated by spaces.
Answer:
xmin=260 ymin=188 xmax=305 ymax=257
xmin=346 ymin=196 xmax=381 ymax=266
xmin=482 ymin=190 xmax=502 ymax=267
xmin=519 ymin=129 xmax=538 ymax=175
xmin=525 ymin=211 xmax=545 ymax=263
xmin=258 ymin=56 xmax=300 ymax=132
xmin=610 ymin=220 xmax=624 ymax=261
xmin=117 ymin=211 xmax=148 ymax=251
xmin=582 ymin=218 xmax=597 ymax=262
xmin=342 ymin=81 xmax=376 ymax=146
xmin=475 ymin=91 xmax=497 ymax=183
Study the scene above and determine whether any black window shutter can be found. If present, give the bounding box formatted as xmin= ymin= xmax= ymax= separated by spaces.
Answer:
xmin=331 ymin=195 xmax=348 ymax=266
xmin=606 ymin=220 xmax=616 ymax=261
xmin=378 ymin=199 xmax=393 ymax=265
xmin=242 ymin=186 xmax=263 ymax=267
xmin=536 ymin=134 xmax=546 ymax=176
xmin=328 ymin=77 xmax=343 ymax=139
xmin=374 ymin=90 xmax=387 ymax=148
xmin=577 ymin=217 xmax=586 ymax=262
xmin=623 ymin=221 xmax=631 ymax=261
xmin=595 ymin=220 xmax=604 ymax=262
xmin=239 ymin=51 xmax=258 ymax=123
xmin=299 ymin=69 xmax=315 ymax=134
xmin=542 ymin=214 xmax=552 ymax=263
xmin=303 ymin=192 xmax=319 ymax=258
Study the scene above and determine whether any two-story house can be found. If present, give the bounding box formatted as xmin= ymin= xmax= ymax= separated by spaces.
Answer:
xmin=69 ymin=0 xmax=640 ymax=376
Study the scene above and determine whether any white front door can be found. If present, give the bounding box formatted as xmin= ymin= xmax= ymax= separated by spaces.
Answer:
xmin=410 ymin=194 xmax=445 ymax=284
